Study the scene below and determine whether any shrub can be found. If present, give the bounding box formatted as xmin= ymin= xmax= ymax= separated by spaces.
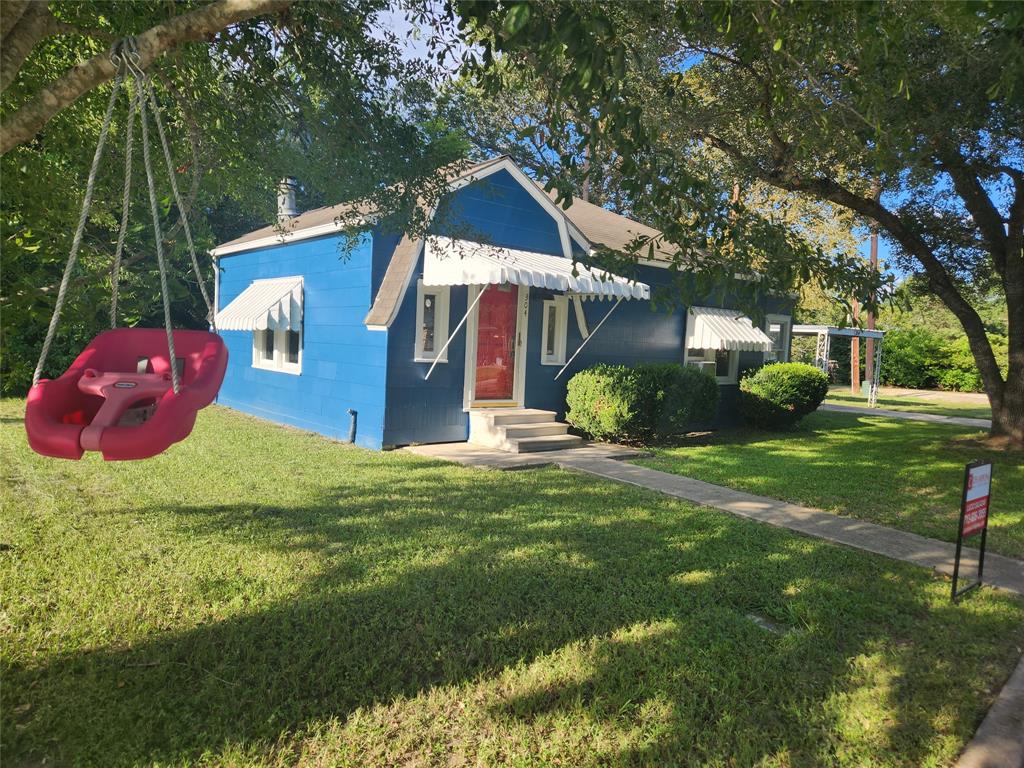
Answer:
xmin=936 ymin=335 xmax=1009 ymax=392
xmin=739 ymin=362 xmax=829 ymax=430
xmin=879 ymin=328 xmax=945 ymax=389
xmin=565 ymin=363 xmax=719 ymax=443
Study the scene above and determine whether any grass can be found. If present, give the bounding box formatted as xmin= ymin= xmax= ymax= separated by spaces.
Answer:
xmin=824 ymin=389 xmax=992 ymax=420
xmin=2 ymin=399 xmax=1023 ymax=767
xmin=638 ymin=410 xmax=1024 ymax=560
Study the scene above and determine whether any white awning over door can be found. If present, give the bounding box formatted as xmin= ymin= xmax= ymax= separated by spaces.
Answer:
xmin=686 ymin=306 xmax=773 ymax=352
xmin=214 ymin=276 xmax=303 ymax=331
xmin=423 ymin=236 xmax=649 ymax=300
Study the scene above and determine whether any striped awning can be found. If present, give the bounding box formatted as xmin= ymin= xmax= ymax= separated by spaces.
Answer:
xmin=215 ymin=276 xmax=303 ymax=331
xmin=423 ymin=236 xmax=649 ymax=300
xmin=686 ymin=306 xmax=773 ymax=352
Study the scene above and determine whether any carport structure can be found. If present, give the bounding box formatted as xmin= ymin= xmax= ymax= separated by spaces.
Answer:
xmin=792 ymin=325 xmax=885 ymax=406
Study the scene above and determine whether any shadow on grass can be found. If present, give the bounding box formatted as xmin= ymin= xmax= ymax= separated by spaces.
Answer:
xmin=6 ymin=462 xmax=1022 ymax=767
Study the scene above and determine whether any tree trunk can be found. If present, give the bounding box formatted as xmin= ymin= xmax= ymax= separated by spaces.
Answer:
xmin=0 ymin=0 xmax=295 ymax=156
xmin=990 ymin=370 xmax=1024 ymax=445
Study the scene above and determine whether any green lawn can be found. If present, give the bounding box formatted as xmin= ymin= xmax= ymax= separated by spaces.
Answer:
xmin=824 ymin=389 xmax=992 ymax=420
xmin=3 ymin=400 xmax=1023 ymax=767
xmin=638 ymin=410 xmax=1024 ymax=559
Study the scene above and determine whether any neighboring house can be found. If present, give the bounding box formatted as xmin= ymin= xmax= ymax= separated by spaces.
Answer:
xmin=211 ymin=156 xmax=792 ymax=451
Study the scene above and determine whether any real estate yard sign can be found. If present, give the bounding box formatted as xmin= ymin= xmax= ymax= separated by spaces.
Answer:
xmin=952 ymin=460 xmax=993 ymax=602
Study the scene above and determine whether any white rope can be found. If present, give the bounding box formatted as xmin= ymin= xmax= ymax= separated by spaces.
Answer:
xmin=138 ymin=74 xmax=215 ymax=329
xmin=32 ymin=70 xmax=124 ymax=386
xmin=110 ymin=81 xmax=139 ymax=328
xmin=132 ymin=61 xmax=181 ymax=395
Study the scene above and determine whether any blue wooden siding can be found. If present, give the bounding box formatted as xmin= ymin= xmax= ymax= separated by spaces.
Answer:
xmin=522 ymin=270 xmax=794 ymax=426
xmin=432 ymin=169 xmax=564 ymax=255
xmin=216 ymin=233 xmax=388 ymax=449
xmin=379 ymin=171 xmax=570 ymax=446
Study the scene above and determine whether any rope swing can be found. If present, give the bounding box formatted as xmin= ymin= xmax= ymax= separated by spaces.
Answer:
xmin=32 ymin=38 xmax=216 ymax=395
xmin=25 ymin=38 xmax=228 ymax=462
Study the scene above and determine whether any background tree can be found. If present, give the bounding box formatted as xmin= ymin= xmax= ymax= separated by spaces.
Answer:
xmin=457 ymin=0 xmax=1024 ymax=444
xmin=1 ymin=1 xmax=467 ymax=393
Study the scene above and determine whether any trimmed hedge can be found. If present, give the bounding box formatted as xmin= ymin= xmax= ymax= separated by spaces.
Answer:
xmin=739 ymin=362 xmax=829 ymax=430
xmin=565 ymin=363 xmax=719 ymax=443
xmin=880 ymin=328 xmax=1008 ymax=392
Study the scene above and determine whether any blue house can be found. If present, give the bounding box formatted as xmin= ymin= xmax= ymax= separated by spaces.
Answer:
xmin=211 ymin=157 xmax=793 ymax=451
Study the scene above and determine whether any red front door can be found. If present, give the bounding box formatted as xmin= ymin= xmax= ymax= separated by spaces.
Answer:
xmin=474 ymin=284 xmax=519 ymax=401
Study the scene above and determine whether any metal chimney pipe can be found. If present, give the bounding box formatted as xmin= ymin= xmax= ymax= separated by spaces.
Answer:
xmin=277 ymin=178 xmax=298 ymax=221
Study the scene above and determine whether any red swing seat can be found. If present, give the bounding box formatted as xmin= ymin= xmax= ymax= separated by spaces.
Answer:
xmin=25 ymin=328 xmax=227 ymax=461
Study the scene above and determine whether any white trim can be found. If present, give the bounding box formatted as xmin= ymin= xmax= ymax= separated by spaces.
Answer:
xmin=212 ymin=253 xmax=220 ymax=331
xmin=252 ymin=327 xmax=303 ymax=376
xmin=414 ymin=280 xmax=450 ymax=363
xmin=372 ymin=157 xmax=594 ymax=330
xmin=211 ymin=219 xmax=366 ymax=257
xmin=463 ymin=284 xmax=529 ymax=410
xmin=764 ymin=314 xmax=792 ymax=363
xmin=571 ymin=295 xmax=589 ymax=338
xmin=554 ymin=297 xmax=623 ymax=380
xmin=683 ymin=346 xmax=738 ymax=385
xmin=540 ymin=295 xmax=569 ymax=366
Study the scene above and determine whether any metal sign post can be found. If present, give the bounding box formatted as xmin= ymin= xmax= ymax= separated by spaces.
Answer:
xmin=952 ymin=460 xmax=993 ymax=602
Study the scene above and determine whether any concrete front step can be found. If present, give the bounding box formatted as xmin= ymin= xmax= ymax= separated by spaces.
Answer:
xmin=486 ymin=408 xmax=558 ymax=426
xmin=468 ymin=408 xmax=582 ymax=454
xmin=507 ymin=433 xmax=584 ymax=453
xmin=502 ymin=422 xmax=570 ymax=439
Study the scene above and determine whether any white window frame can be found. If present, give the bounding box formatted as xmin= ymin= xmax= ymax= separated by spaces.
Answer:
xmin=683 ymin=346 xmax=739 ymax=384
xmin=414 ymin=280 xmax=450 ymax=363
xmin=252 ymin=327 xmax=303 ymax=375
xmin=540 ymin=295 xmax=569 ymax=366
xmin=764 ymin=314 xmax=792 ymax=363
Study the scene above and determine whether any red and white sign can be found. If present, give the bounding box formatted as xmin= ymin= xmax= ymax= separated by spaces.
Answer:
xmin=962 ymin=463 xmax=992 ymax=537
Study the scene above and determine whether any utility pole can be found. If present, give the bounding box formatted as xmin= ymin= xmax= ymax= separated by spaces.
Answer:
xmin=851 ymin=298 xmax=860 ymax=394
xmin=864 ymin=183 xmax=881 ymax=388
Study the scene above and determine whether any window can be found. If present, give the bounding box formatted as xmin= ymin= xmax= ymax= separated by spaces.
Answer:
xmin=261 ymin=330 xmax=274 ymax=362
xmin=415 ymin=280 xmax=450 ymax=362
xmin=685 ymin=347 xmax=738 ymax=384
xmin=285 ymin=330 xmax=301 ymax=365
xmin=540 ymin=296 xmax=568 ymax=365
xmin=252 ymin=327 xmax=302 ymax=374
xmin=764 ymin=314 xmax=791 ymax=362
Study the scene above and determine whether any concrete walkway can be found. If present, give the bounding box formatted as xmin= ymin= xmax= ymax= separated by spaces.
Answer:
xmin=407 ymin=441 xmax=1024 ymax=595
xmin=561 ymin=460 xmax=1024 ymax=598
xmin=410 ymin=439 xmax=1024 ymax=764
xmin=557 ymin=455 xmax=1024 ymax=595
xmin=820 ymin=403 xmax=992 ymax=430
xmin=955 ymin=652 xmax=1024 ymax=768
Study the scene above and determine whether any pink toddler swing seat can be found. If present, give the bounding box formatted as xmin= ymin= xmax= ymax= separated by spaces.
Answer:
xmin=26 ymin=328 xmax=227 ymax=461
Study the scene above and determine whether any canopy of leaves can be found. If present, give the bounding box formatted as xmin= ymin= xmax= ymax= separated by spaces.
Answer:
xmin=1 ymin=0 xmax=469 ymax=392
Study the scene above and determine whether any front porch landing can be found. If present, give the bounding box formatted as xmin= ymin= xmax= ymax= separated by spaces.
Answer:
xmin=402 ymin=440 xmax=643 ymax=470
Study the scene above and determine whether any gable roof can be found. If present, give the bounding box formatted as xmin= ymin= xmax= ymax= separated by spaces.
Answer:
xmin=210 ymin=157 xmax=511 ymax=257
xmin=210 ymin=156 xmax=681 ymax=329
xmin=543 ymin=191 xmax=677 ymax=263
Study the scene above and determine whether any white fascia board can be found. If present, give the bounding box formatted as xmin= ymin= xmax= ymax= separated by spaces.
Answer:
xmin=211 ymin=217 xmax=371 ymax=258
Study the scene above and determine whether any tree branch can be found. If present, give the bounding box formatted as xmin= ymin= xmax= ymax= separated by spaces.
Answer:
xmin=704 ymin=129 xmax=1007 ymax=398
xmin=1 ymin=1 xmax=56 ymax=93
xmin=0 ymin=1 xmax=32 ymax=44
xmin=0 ymin=0 xmax=295 ymax=156
xmin=936 ymin=145 xmax=1009 ymax=272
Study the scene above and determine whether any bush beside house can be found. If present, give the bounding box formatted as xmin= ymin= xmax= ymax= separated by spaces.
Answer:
xmin=881 ymin=328 xmax=1008 ymax=392
xmin=739 ymin=363 xmax=829 ymax=430
xmin=566 ymin=363 xmax=719 ymax=443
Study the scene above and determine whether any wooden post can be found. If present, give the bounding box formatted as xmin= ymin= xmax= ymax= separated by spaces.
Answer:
xmin=865 ymin=183 xmax=880 ymax=387
xmin=851 ymin=299 xmax=860 ymax=394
